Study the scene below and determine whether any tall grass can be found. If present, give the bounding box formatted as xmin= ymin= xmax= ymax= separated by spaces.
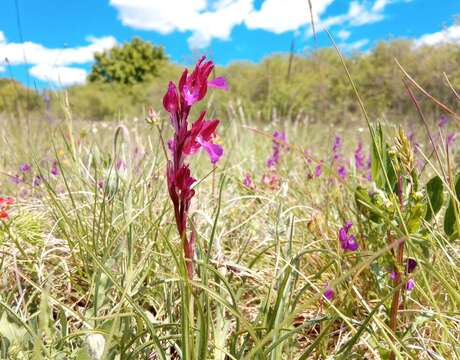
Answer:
xmin=0 ymin=67 xmax=460 ymax=360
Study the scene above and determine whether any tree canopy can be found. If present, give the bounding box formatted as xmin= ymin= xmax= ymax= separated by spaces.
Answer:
xmin=88 ymin=37 xmax=167 ymax=85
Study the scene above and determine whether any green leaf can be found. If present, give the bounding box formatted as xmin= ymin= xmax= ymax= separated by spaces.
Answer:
xmin=355 ymin=186 xmax=383 ymax=223
xmin=371 ymin=123 xmax=385 ymax=189
xmin=406 ymin=202 xmax=426 ymax=233
xmin=0 ymin=313 xmax=27 ymax=346
xmin=425 ymin=175 xmax=444 ymax=221
xmin=444 ymin=173 xmax=460 ymax=237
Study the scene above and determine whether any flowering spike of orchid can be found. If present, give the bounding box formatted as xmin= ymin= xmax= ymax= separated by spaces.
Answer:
xmin=163 ymin=56 xmax=227 ymax=279
xmin=266 ymin=130 xmax=287 ymax=167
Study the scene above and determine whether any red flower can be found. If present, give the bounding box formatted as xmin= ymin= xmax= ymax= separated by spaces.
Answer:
xmin=0 ymin=196 xmax=14 ymax=221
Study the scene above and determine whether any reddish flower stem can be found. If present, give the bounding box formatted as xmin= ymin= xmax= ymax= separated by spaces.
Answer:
xmin=389 ymin=175 xmax=405 ymax=360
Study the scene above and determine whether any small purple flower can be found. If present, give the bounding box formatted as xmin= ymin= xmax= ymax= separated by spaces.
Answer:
xmin=406 ymin=278 xmax=415 ymax=291
xmin=267 ymin=130 xmax=286 ymax=168
xmin=338 ymin=166 xmax=346 ymax=179
xmin=389 ymin=271 xmax=397 ymax=281
xmin=32 ymin=175 xmax=42 ymax=187
xmin=315 ymin=164 xmax=322 ymax=177
xmin=10 ymin=174 xmax=22 ymax=185
xmin=354 ymin=142 xmax=365 ymax=170
xmin=304 ymin=150 xmax=313 ymax=164
xmin=243 ymin=173 xmax=255 ymax=189
xmin=332 ymin=136 xmax=342 ymax=160
xmin=323 ymin=285 xmax=334 ymax=300
xmin=50 ymin=161 xmax=59 ymax=176
xmin=116 ymin=159 xmax=126 ymax=171
xmin=19 ymin=163 xmax=31 ymax=173
xmin=338 ymin=220 xmax=358 ymax=251
xmin=447 ymin=133 xmax=456 ymax=146
xmin=439 ymin=115 xmax=449 ymax=128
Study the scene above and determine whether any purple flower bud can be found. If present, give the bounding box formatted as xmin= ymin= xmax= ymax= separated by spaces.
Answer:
xmin=315 ymin=164 xmax=322 ymax=177
xmin=406 ymin=278 xmax=415 ymax=291
xmin=50 ymin=161 xmax=59 ymax=176
xmin=163 ymin=81 xmax=179 ymax=113
xmin=116 ymin=159 xmax=126 ymax=171
xmin=406 ymin=258 xmax=417 ymax=274
xmin=439 ymin=115 xmax=449 ymax=128
xmin=19 ymin=163 xmax=31 ymax=173
xmin=338 ymin=220 xmax=358 ymax=251
xmin=447 ymin=133 xmax=456 ymax=146
xmin=338 ymin=166 xmax=346 ymax=179
xmin=339 ymin=228 xmax=348 ymax=243
xmin=243 ymin=173 xmax=255 ymax=189
xmin=389 ymin=271 xmax=397 ymax=281
xmin=346 ymin=235 xmax=359 ymax=251
xmin=32 ymin=175 xmax=42 ymax=187
xmin=354 ymin=142 xmax=365 ymax=170
xmin=10 ymin=174 xmax=22 ymax=185
xmin=323 ymin=285 xmax=334 ymax=300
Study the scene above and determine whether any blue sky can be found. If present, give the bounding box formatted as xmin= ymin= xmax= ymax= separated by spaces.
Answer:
xmin=0 ymin=0 xmax=459 ymax=88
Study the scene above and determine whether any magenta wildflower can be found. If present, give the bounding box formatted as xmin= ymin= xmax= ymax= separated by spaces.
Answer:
xmin=32 ymin=175 xmax=42 ymax=187
xmin=243 ymin=173 xmax=255 ymax=189
xmin=19 ymin=163 xmax=31 ymax=173
xmin=116 ymin=159 xmax=126 ymax=171
xmin=304 ymin=150 xmax=313 ymax=164
xmin=332 ymin=136 xmax=342 ymax=160
xmin=315 ymin=164 xmax=322 ymax=177
xmin=447 ymin=133 xmax=456 ymax=146
xmin=267 ymin=130 xmax=286 ymax=167
xmin=338 ymin=165 xmax=347 ymax=179
xmin=163 ymin=56 xmax=227 ymax=279
xmin=50 ymin=161 xmax=59 ymax=176
xmin=389 ymin=271 xmax=397 ymax=281
xmin=323 ymin=284 xmax=334 ymax=300
xmin=439 ymin=115 xmax=449 ymax=128
xmin=338 ymin=220 xmax=358 ymax=251
xmin=262 ymin=172 xmax=279 ymax=189
xmin=10 ymin=174 xmax=22 ymax=185
xmin=354 ymin=142 xmax=365 ymax=170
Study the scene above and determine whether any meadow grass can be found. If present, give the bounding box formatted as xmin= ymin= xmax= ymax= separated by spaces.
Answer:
xmin=1 ymin=73 xmax=460 ymax=360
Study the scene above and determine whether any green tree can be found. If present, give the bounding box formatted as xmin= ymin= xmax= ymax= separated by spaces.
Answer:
xmin=88 ymin=37 xmax=167 ymax=85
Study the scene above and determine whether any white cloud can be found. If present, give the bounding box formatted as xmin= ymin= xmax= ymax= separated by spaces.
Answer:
xmin=312 ymin=0 xmax=407 ymax=37
xmin=109 ymin=0 xmax=409 ymax=49
xmin=29 ymin=64 xmax=87 ymax=86
xmin=415 ymin=24 xmax=460 ymax=47
xmin=245 ymin=0 xmax=334 ymax=33
xmin=0 ymin=34 xmax=116 ymax=86
xmin=337 ymin=29 xmax=351 ymax=41
xmin=0 ymin=36 xmax=117 ymax=66
xmin=110 ymin=0 xmax=252 ymax=49
xmin=338 ymin=38 xmax=369 ymax=52
xmin=347 ymin=1 xmax=384 ymax=26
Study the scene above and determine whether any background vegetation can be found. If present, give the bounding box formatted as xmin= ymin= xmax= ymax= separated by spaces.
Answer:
xmin=1 ymin=38 xmax=460 ymax=122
